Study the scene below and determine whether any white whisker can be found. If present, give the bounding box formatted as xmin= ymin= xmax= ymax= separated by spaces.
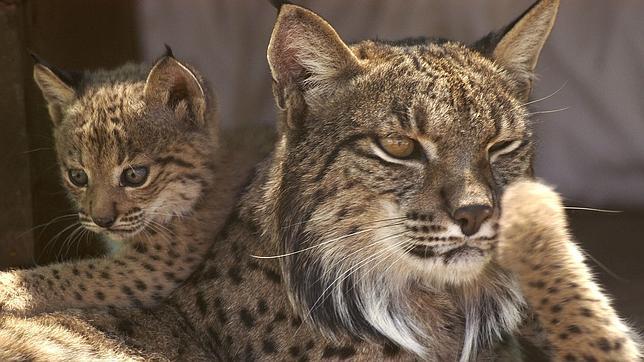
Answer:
xmin=564 ymin=206 xmax=622 ymax=213
xmin=18 ymin=213 xmax=78 ymax=239
xmin=281 ymin=215 xmax=406 ymax=231
xmin=59 ymin=225 xmax=83 ymax=261
xmin=318 ymin=229 xmax=408 ymax=282
xmin=38 ymin=222 xmax=81 ymax=262
xmin=305 ymin=233 xmax=409 ymax=320
xmin=522 ymin=81 xmax=568 ymax=107
xmin=350 ymin=238 xmax=414 ymax=293
xmin=294 ymin=235 xmax=409 ymax=337
xmin=526 ymin=106 xmax=569 ymax=116
xmin=250 ymin=223 xmax=404 ymax=259
xmin=581 ymin=249 xmax=628 ymax=282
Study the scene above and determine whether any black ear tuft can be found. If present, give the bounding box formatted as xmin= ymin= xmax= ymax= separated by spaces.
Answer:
xmin=472 ymin=0 xmax=544 ymax=57
xmin=29 ymin=51 xmax=82 ymax=90
xmin=29 ymin=50 xmax=45 ymax=65
xmin=471 ymin=0 xmax=559 ymax=100
xmin=269 ymin=0 xmax=290 ymax=11
xmin=33 ymin=56 xmax=81 ymax=126
xmin=164 ymin=44 xmax=174 ymax=58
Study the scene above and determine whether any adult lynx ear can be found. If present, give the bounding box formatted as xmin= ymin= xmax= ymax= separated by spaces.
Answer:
xmin=267 ymin=4 xmax=361 ymax=120
xmin=32 ymin=56 xmax=79 ymax=126
xmin=474 ymin=0 xmax=559 ymax=101
xmin=144 ymin=54 xmax=207 ymax=126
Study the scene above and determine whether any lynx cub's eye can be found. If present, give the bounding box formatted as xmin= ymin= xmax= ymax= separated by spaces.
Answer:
xmin=120 ymin=166 xmax=149 ymax=187
xmin=68 ymin=169 xmax=88 ymax=187
xmin=379 ymin=136 xmax=415 ymax=159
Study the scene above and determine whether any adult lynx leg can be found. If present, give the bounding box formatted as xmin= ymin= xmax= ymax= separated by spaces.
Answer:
xmin=497 ymin=181 xmax=641 ymax=361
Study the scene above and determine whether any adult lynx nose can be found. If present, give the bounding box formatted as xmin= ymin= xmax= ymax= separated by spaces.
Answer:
xmin=453 ymin=204 xmax=492 ymax=236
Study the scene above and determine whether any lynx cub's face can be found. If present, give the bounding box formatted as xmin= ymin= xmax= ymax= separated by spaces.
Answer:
xmin=34 ymin=52 xmax=216 ymax=242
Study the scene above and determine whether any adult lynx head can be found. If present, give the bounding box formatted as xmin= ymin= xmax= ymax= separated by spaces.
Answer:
xmin=33 ymin=49 xmax=217 ymax=241
xmin=265 ymin=0 xmax=558 ymax=355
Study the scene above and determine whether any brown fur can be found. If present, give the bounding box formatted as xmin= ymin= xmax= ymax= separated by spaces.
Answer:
xmin=0 ymin=54 xmax=267 ymax=315
xmin=497 ymin=181 xmax=642 ymax=361
xmin=0 ymin=1 xmax=638 ymax=361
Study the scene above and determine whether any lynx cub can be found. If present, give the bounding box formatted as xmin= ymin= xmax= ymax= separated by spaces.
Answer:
xmin=0 ymin=50 xmax=255 ymax=315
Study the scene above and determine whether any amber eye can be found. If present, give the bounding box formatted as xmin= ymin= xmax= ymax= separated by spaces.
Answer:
xmin=120 ymin=166 xmax=149 ymax=187
xmin=68 ymin=169 xmax=88 ymax=187
xmin=379 ymin=136 xmax=416 ymax=159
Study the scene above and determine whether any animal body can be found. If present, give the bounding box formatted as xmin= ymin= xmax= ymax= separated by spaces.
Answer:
xmin=0 ymin=1 xmax=640 ymax=361
xmin=0 ymin=50 xmax=266 ymax=315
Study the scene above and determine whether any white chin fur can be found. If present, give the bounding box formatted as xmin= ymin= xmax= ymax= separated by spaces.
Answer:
xmin=409 ymin=222 xmax=497 ymax=286
xmin=413 ymin=252 xmax=491 ymax=286
xmin=375 ymin=203 xmax=496 ymax=286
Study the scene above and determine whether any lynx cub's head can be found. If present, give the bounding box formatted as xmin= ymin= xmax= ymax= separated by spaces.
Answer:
xmin=34 ymin=49 xmax=217 ymax=242
xmin=266 ymin=0 xmax=558 ymax=354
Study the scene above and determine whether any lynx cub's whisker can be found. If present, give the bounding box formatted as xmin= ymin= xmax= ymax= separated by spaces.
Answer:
xmin=0 ymin=49 xmax=264 ymax=316
xmin=1 ymin=2 xmax=638 ymax=362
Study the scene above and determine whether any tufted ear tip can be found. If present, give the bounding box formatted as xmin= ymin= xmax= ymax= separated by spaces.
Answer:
xmin=28 ymin=50 xmax=44 ymax=64
xmin=32 ymin=58 xmax=79 ymax=126
xmin=472 ymin=0 xmax=559 ymax=100
xmin=268 ymin=0 xmax=290 ymax=11
xmin=163 ymin=44 xmax=174 ymax=58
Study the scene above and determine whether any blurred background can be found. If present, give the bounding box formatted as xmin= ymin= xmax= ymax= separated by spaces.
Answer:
xmin=0 ymin=0 xmax=642 ymax=326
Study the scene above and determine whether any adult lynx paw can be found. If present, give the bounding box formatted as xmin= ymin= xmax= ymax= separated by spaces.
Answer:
xmin=496 ymin=180 xmax=568 ymax=271
xmin=495 ymin=180 xmax=642 ymax=361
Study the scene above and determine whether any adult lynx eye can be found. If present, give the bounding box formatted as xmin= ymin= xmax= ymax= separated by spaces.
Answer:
xmin=378 ymin=136 xmax=415 ymax=159
xmin=120 ymin=166 xmax=149 ymax=187
xmin=489 ymin=140 xmax=515 ymax=154
xmin=68 ymin=169 xmax=88 ymax=187
xmin=488 ymin=140 xmax=522 ymax=162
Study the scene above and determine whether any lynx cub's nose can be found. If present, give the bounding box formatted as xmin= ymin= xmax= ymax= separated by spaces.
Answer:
xmin=92 ymin=216 xmax=116 ymax=228
xmin=453 ymin=205 xmax=492 ymax=236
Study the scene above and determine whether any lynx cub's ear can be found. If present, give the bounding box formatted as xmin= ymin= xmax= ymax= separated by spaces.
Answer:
xmin=33 ymin=58 xmax=78 ymax=126
xmin=144 ymin=55 xmax=207 ymax=126
xmin=267 ymin=4 xmax=361 ymax=116
xmin=474 ymin=0 xmax=559 ymax=101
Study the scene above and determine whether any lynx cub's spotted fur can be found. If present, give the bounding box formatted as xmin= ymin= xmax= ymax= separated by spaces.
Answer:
xmin=0 ymin=50 xmax=254 ymax=315
xmin=0 ymin=1 xmax=640 ymax=361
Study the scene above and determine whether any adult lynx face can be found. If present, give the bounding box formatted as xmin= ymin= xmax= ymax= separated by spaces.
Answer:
xmin=266 ymin=0 xmax=557 ymax=353
xmin=33 ymin=50 xmax=216 ymax=241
